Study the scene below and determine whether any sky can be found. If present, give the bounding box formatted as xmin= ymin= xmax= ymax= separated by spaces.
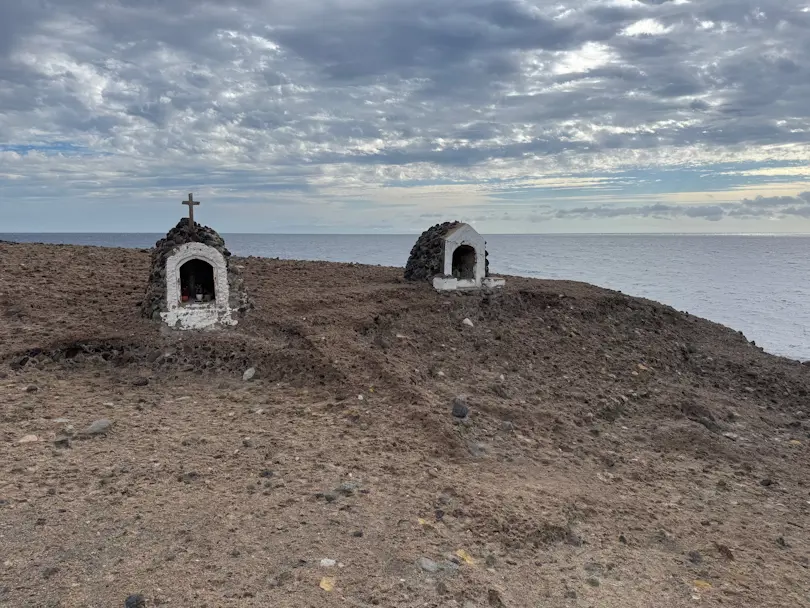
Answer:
xmin=1 ymin=0 xmax=810 ymax=234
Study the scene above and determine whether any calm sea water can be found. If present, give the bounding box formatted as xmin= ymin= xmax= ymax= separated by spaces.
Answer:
xmin=3 ymin=233 xmax=809 ymax=361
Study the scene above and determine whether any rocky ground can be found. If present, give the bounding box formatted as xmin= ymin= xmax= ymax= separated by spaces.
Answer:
xmin=0 ymin=241 xmax=809 ymax=608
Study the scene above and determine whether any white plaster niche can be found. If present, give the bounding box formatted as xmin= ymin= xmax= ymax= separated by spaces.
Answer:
xmin=404 ymin=221 xmax=506 ymax=292
xmin=162 ymin=242 xmax=236 ymax=330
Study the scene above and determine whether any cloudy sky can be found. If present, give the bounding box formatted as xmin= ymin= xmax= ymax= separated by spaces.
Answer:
xmin=1 ymin=0 xmax=810 ymax=233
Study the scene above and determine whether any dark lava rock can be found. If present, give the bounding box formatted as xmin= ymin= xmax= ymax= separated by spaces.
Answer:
xmin=688 ymin=550 xmax=703 ymax=564
xmin=760 ymin=478 xmax=774 ymax=487
xmin=25 ymin=385 xmax=38 ymax=393
xmin=132 ymin=378 xmax=149 ymax=387
xmin=451 ymin=396 xmax=469 ymax=418
xmin=125 ymin=594 xmax=146 ymax=608
xmin=53 ymin=435 xmax=71 ymax=449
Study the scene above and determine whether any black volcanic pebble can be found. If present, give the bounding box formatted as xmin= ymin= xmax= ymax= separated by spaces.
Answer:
xmin=125 ymin=595 xmax=146 ymax=608
xmin=451 ymin=396 xmax=469 ymax=418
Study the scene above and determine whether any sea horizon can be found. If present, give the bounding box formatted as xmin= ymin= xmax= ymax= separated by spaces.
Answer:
xmin=3 ymin=232 xmax=810 ymax=361
xmin=5 ymin=231 xmax=810 ymax=237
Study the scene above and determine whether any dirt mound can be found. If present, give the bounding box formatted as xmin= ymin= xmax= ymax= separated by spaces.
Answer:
xmin=1 ymin=241 xmax=808 ymax=607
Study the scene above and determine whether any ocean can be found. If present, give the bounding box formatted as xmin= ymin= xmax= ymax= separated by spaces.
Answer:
xmin=3 ymin=233 xmax=809 ymax=362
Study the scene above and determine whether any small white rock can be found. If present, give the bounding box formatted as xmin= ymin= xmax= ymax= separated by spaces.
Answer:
xmin=358 ymin=395 xmax=364 ymax=401
xmin=462 ymin=318 xmax=474 ymax=327
xmin=18 ymin=435 xmax=39 ymax=444
xmin=320 ymin=558 xmax=336 ymax=568
xmin=242 ymin=367 xmax=256 ymax=382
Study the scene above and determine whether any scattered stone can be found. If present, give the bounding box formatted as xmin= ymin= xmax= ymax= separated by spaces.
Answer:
xmin=487 ymin=588 xmax=506 ymax=607
xmin=500 ymin=421 xmax=515 ymax=432
xmin=243 ymin=367 xmax=256 ymax=382
xmin=260 ymin=469 xmax=274 ymax=478
xmin=178 ymin=471 xmax=200 ymax=484
xmin=82 ymin=419 xmax=112 ymax=436
xmin=491 ymin=384 xmax=511 ymax=399
xmin=452 ymin=396 xmax=469 ymax=418
xmin=436 ymin=581 xmax=449 ymax=595
xmin=315 ymin=492 xmax=338 ymax=503
xmin=776 ymin=536 xmax=790 ymax=548
xmin=132 ymin=378 xmax=149 ymax=387
xmin=320 ymin=558 xmax=336 ymax=568
xmin=417 ymin=557 xmax=439 ymax=573
xmin=42 ymin=566 xmax=59 ymax=579
xmin=713 ymin=542 xmax=735 ymax=561
xmin=336 ymin=481 xmax=359 ymax=496
xmin=688 ymin=550 xmax=703 ymax=564
xmin=462 ymin=318 xmax=474 ymax=327
xmin=352 ymin=530 xmax=364 ymax=538
xmin=268 ymin=570 xmax=293 ymax=588
xmin=565 ymin=590 xmax=577 ymax=599
xmin=485 ymin=554 xmax=497 ymax=567
xmin=760 ymin=478 xmax=773 ymax=487
xmin=25 ymin=385 xmax=38 ymax=393
xmin=125 ymin=594 xmax=146 ymax=608
xmin=586 ymin=577 xmax=601 ymax=587
xmin=53 ymin=435 xmax=71 ymax=449
xmin=18 ymin=435 xmax=39 ymax=444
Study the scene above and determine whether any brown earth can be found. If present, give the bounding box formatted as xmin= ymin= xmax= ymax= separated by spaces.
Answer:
xmin=0 ymin=240 xmax=809 ymax=608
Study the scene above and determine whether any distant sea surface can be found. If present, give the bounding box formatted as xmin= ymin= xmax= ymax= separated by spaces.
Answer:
xmin=3 ymin=233 xmax=809 ymax=361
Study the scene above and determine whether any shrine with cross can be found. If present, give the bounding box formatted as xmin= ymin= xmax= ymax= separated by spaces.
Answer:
xmin=140 ymin=193 xmax=251 ymax=330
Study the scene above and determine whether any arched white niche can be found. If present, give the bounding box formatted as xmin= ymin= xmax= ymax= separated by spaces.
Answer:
xmin=161 ymin=242 xmax=236 ymax=329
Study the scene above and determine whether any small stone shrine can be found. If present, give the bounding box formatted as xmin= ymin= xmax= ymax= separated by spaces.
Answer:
xmin=405 ymin=221 xmax=506 ymax=291
xmin=141 ymin=194 xmax=250 ymax=329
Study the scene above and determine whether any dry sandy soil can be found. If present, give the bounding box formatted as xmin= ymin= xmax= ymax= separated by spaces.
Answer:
xmin=0 ymin=240 xmax=809 ymax=608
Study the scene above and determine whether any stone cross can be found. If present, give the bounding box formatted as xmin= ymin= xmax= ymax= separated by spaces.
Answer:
xmin=183 ymin=193 xmax=200 ymax=232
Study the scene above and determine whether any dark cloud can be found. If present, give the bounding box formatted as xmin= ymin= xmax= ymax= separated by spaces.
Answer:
xmin=539 ymin=192 xmax=810 ymax=222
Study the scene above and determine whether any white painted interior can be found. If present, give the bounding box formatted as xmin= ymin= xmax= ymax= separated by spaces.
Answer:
xmin=433 ymin=223 xmax=505 ymax=291
xmin=161 ymin=242 xmax=237 ymax=330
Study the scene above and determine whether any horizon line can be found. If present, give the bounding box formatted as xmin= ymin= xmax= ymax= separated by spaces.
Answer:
xmin=4 ymin=231 xmax=810 ymax=237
